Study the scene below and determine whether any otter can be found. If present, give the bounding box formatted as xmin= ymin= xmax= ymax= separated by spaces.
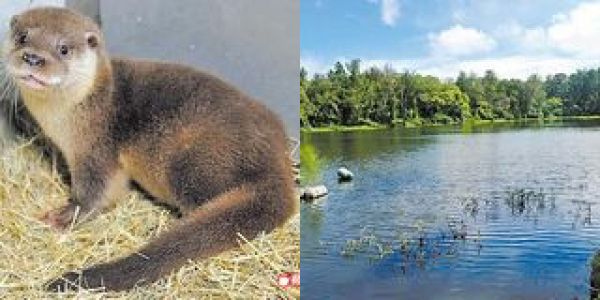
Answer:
xmin=1 ymin=7 xmax=297 ymax=292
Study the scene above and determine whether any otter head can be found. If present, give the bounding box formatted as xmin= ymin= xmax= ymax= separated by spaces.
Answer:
xmin=2 ymin=7 xmax=104 ymax=93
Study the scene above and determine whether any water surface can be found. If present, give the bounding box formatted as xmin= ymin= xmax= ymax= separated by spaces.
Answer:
xmin=301 ymin=121 xmax=600 ymax=299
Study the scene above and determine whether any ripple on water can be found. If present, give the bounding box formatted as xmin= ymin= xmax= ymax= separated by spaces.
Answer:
xmin=301 ymin=123 xmax=600 ymax=299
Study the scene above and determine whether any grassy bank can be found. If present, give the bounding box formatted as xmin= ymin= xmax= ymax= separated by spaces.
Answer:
xmin=301 ymin=124 xmax=387 ymax=133
xmin=0 ymin=138 xmax=299 ymax=299
xmin=301 ymin=115 xmax=600 ymax=133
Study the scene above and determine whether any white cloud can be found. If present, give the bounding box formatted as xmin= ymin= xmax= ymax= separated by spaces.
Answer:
xmin=551 ymin=12 xmax=567 ymax=23
xmin=300 ymin=56 xmax=330 ymax=77
xmin=491 ymin=1 xmax=600 ymax=57
xmin=418 ymin=56 xmax=600 ymax=80
xmin=518 ymin=27 xmax=549 ymax=52
xmin=301 ymin=56 xmax=600 ymax=80
xmin=367 ymin=0 xmax=400 ymax=27
xmin=545 ymin=1 xmax=600 ymax=57
xmin=359 ymin=56 xmax=600 ymax=80
xmin=356 ymin=58 xmax=419 ymax=73
xmin=429 ymin=25 xmax=496 ymax=57
xmin=303 ymin=1 xmax=600 ymax=80
xmin=381 ymin=0 xmax=400 ymax=27
xmin=492 ymin=21 xmax=523 ymax=41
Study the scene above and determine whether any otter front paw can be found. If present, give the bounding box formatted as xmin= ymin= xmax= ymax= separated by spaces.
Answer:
xmin=39 ymin=203 xmax=79 ymax=230
xmin=46 ymin=266 xmax=124 ymax=292
xmin=45 ymin=271 xmax=82 ymax=292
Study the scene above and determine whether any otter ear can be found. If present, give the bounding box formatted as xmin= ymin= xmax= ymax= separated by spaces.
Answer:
xmin=9 ymin=15 xmax=19 ymax=30
xmin=85 ymin=32 xmax=99 ymax=48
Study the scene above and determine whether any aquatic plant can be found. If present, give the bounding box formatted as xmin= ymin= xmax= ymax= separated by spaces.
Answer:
xmin=505 ymin=188 xmax=548 ymax=216
xmin=338 ymin=218 xmax=484 ymax=276
xmin=590 ymin=250 xmax=600 ymax=298
xmin=340 ymin=227 xmax=386 ymax=258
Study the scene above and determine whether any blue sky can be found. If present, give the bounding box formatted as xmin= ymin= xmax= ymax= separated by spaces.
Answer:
xmin=301 ymin=0 xmax=600 ymax=79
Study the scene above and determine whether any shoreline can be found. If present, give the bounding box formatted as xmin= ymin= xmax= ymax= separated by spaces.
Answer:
xmin=301 ymin=115 xmax=600 ymax=133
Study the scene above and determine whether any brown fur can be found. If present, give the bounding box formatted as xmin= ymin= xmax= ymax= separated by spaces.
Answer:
xmin=2 ymin=7 xmax=297 ymax=291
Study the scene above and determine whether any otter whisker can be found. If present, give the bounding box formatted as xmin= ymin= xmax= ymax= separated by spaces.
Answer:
xmin=0 ymin=79 xmax=15 ymax=103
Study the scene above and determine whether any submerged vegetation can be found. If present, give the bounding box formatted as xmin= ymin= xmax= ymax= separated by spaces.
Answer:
xmin=505 ymin=188 xmax=553 ymax=216
xmin=338 ymin=220 xmax=480 ymax=271
xmin=301 ymin=60 xmax=600 ymax=129
xmin=330 ymin=188 xmax=566 ymax=271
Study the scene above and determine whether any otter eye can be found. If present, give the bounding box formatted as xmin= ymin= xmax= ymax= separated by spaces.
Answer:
xmin=16 ymin=32 xmax=27 ymax=45
xmin=59 ymin=45 xmax=69 ymax=56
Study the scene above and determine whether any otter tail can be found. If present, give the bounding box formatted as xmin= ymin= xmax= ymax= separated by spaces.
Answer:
xmin=46 ymin=177 xmax=297 ymax=292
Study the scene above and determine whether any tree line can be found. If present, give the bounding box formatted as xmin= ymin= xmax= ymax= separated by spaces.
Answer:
xmin=300 ymin=59 xmax=600 ymax=128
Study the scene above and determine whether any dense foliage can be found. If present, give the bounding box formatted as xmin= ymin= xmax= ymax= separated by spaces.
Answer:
xmin=300 ymin=59 xmax=600 ymax=128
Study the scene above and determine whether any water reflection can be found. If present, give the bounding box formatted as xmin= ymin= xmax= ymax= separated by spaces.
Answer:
xmin=301 ymin=120 xmax=600 ymax=299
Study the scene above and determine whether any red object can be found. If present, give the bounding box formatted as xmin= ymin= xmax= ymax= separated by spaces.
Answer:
xmin=276 ymin=272 xmax=300 ymax=289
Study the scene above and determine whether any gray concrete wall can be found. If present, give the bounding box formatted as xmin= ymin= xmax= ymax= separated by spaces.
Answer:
xmin=0 ymin=1 xmax=65 ymax=51
xmin=76 ymin=0 xmax=299 ymax=139
xmin=65 ymin=0 xmax=99 ymax=25
xmin=1 ymin=1 xmax=299 ymax=139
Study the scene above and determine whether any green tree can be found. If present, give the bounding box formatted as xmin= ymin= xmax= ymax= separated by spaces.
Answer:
xmin=525 ymin=75 xmax=546 ymax=119
xmin=300 ymin=61 xmax=600 ymax=129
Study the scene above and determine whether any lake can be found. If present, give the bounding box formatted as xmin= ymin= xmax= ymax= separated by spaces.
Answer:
xmin=300 ymin=120 xmax=600 ymax=299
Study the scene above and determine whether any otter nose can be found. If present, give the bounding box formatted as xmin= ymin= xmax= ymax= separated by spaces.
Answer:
xmin=22 ymin=52 xmax=45 ymax=67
